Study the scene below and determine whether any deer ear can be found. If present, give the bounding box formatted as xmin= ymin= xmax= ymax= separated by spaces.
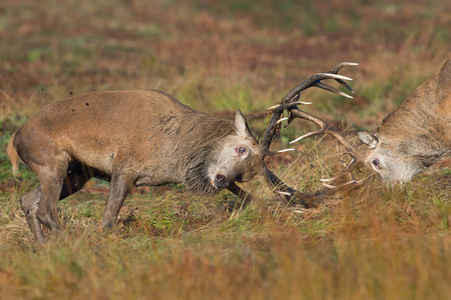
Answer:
xmin=357 ymin=131 xmax=379 ymax=149
xmin=234 ymin=110 xmax=254 ymax=138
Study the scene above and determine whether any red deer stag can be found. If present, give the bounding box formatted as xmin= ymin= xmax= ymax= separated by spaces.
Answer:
xmin=8 ymin=63 xmax=357 ymax=243
xmin=357 ymin=58 xmax=451 ymax=183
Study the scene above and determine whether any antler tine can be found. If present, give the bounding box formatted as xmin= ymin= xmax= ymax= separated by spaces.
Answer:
xmin=315 ymin=82 xmax=353 ymax=98
xmin=321 ymin=169 xmax=373 ymax=190
xmin=282 ymin=72 xmax=354 ymax=104
xmin=288 ymin=109 xmax=330 ymax=142
xmin=299 ymin=115 xmax=363 ymax=163
xmin=287 ymin=106 xmax=366 ymax=188
xmin=319 ymin=157 xmax=361 ymax=184
xmin=333 ymin=79 xmax=354 ymax=94
xmin=321 ymin=177 xmax=368 ymax=190
xmin=327 ymin=62 xmax=359 ymax=74
xmin=325 ymin=62 xmax=358 ymax=93
xmin=260 ymin=100 xmax=314 ymax=156
xmin=291 ymin=130 xmax=323 ymax=144
xmin=290 ymin=108 xmax=362 ymax=157
xmin=267 ymin=100 xmax=312 ymax=112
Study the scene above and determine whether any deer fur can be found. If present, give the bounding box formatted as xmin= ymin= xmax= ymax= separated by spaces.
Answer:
xmin=358 ymin=58 xmax=451 ymax=183
xmin=8 ymin=89 xmax=261 ymax=243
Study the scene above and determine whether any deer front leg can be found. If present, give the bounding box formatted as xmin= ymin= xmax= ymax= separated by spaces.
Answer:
xmin=101 ymin=173 xmax=132 ymax=230
xmin=227 ymin=181 xmax=253 ymax=207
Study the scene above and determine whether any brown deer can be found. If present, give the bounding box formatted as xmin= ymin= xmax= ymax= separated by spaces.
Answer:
xmin=8 ymin=63 xmax=357 ymax=243
xmin=357 ymin=58 xmax=451 ymax=183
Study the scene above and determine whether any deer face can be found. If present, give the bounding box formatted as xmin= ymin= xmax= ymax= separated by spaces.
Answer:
xmin=357 ymin=131 xmax=426 ymax=184
xmin=209 ymin=110 xmax=261 ymax=189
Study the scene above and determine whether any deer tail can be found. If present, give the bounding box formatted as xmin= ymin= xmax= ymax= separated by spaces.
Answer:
xmin=7 ymin=133 xmax=20 ymax=177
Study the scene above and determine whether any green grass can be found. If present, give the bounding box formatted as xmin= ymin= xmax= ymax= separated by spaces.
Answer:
xmin=1 ymin=0 xmax=450 ymax=298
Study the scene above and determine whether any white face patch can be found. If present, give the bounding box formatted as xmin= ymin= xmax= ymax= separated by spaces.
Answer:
xmin=208 ymin=135 xmax=260 ymax=189
xmin=366 ymin=144 xmax=426 ymax=184
xmin=207 ymin=109 xmax=262 ymax=189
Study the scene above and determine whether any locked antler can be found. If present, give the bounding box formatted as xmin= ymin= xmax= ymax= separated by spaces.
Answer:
xmin=260 ymin=62 xmax=367 ymax=207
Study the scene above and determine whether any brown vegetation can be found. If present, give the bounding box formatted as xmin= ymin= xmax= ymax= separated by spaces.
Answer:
xmin=0 ymin=0 xmax=450 ymax=299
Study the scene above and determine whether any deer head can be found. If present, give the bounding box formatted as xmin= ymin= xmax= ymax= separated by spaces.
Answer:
xmin=356 ymin=58 xmax=451 ymax=184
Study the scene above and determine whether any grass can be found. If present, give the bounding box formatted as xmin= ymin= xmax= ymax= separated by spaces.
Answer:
xmin=1 ymin=0 xmax=450 ymax=299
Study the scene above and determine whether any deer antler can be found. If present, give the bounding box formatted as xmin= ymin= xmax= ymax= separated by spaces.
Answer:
xmin=260 ymin=62 xmax=365 ymax=205
xmin=288 ymin=106 xmax=368 ymax=190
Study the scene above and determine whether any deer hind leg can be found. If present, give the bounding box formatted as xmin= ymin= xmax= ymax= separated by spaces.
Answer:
xmin=35 ymin=169 xmax=67 ymax=235
xmin=20 ymin=170 xmax=66 ymax=244
xmin=22 ymin=160 xmax=93 ymax=243
xmin=23 ymin=153 xmax=70 ymax=241
xmin=20 ymin=187 xmax=45 ymax=244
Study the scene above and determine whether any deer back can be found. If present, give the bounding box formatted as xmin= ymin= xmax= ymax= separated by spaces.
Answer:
xmin=12 ymin=90 xmax=260 ymax=193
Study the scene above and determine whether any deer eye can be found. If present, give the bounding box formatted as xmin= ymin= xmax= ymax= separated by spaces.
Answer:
xmin=372 ymin=158 xmax=381 ymax=170
xmin=236 ymin=147 xmax=247 ymax=157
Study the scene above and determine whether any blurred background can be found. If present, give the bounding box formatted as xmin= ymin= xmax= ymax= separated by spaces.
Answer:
xmin=1 ymin=0 xmax=449 ymax=126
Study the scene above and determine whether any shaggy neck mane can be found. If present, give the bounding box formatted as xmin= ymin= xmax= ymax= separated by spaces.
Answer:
xmin=183 ymin=123 xmax=235 ymax=195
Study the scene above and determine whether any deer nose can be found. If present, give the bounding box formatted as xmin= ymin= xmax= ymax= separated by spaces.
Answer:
xmin=214 ymin=174 xmax=227 ymax=189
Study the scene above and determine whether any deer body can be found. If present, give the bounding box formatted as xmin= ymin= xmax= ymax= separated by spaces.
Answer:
xmin=8 ymin=63 xmax=358 ymax=243
xmin=8 ymin=90 xmax=260 ymax=243
xmin=358 ymin=58 xmax=451 ymax=183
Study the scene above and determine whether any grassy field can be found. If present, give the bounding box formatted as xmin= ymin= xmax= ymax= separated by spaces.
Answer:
xmin=1 ymin=0 xmax=450 ymax=299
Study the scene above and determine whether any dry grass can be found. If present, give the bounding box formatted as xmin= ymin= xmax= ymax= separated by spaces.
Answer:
xmin=1 ymin=173 xmax=450 ymax=299
xmin=1 ymin=0 xmax=450 ymax=299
